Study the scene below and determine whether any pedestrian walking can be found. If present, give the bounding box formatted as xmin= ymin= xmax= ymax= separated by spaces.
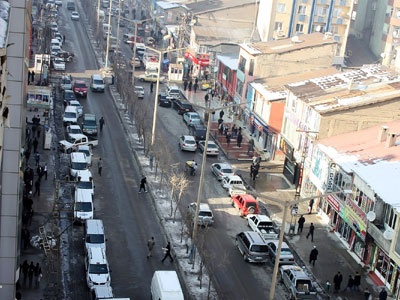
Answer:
xmin=33 ymin=180 xmax=40 ymax=196
xmin=99 ymin=117 xmax=105 ymax=132
xmin=226 ymin=132 xmax=231 ymax=147
xmin=379 ymin=288 xmax=388 ymax=300
xmin=22 ymin=260 xmax=29 ymax=287
xmin=28 ymin=70 xmax=32 ymax=85
xmin=204 ymin=94 xmax=209 ymax=107
xmin=35 ymin=152 xmax=40 ymax=167
xmin=333 ymin=271 xmax=343 ymax=293
xmin=231 ymin=124 xmax=237 ymax=138
xmin=34 ymin=263 xmax=42 ymax=288
xmin=298 ymin=215 xmax=305 ymax=233
xmin=147 ymin=236 xmax=155 ymax=259
xmin=22 ymin=227 xmax=30 ymax=250
xmin=353 ymin=271 xmax=361 ymax=291
xmin=343 ymin=275 xmax=354 ymax=291
xmin=139 ymin=176 xmax=147 ymax=193
xmin=219 ymin=110 xmax=224 ymax=119
xmin=28 ymin=261 xmax=35 ymax=288
xmin=364 ymin=288 xmax=371 ymax=300
xmin=250 ymin=165 xmax=255 ymax=179
xmin=247 ymin=139 xmax=254 ymax=156
xmin=308 ymin=198 xmax=314 ymax=214
xmin=97 ymin=158 xmax=103 ymax=176
xmin=252 ymin=163 xmax=259 ymax=180
xmin=309 ymin=246 xmax=318 ymax=266
xmin=306 ymin=222 xmax=315 ymax=241
xmin=193 ymin=82 xmax=198 ymax=93
xmin=237 ymin=132 xmax=243 ymax=148
xmin=150 ymin=82 xmax=154 ymax=93
xmin=183 ymin=80 xmax=188 ymax=91
xmin=33 ymin=137 xmax=39 ymax=153
xmin=188 ymin=81 xmax=192 ymax=91
xmin=218 ymin=122 xmax=224 ymax=135
xmin=31 ymin=71 xmax=35 ymax=84
xmin=161 ymin=241 xmax=173 ymax=263
xmin=44 ymin=163 xmax=48 ymax=180
xmin=36 ymin=124 xmax=41 ymax=138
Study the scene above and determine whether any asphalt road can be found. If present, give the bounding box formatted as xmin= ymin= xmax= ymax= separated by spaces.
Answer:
xmin=52 ymin=3 xmax=288 ymax=299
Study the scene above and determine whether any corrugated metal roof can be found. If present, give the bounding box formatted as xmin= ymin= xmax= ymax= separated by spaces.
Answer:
xmin=216 ymin=54 xmax=238 ymax=70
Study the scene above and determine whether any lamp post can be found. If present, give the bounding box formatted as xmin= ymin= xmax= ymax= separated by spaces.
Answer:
xmin=104 ymin=0 xmax=112 ymax=68
xmin=116 ymin=0 xmax=121 ymax=54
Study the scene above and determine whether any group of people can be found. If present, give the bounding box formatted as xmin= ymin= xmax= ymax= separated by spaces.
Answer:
xmin=183 ymin=77 xmax=199 ymax=93
xmin=20 ymin=260 xmax=42 ymax=289
xmin=146 ymin=237 xmax=174 ymax=263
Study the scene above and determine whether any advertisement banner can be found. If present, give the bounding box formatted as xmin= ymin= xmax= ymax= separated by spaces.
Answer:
xmin=343 ymin=200 xmax=367 ymax=241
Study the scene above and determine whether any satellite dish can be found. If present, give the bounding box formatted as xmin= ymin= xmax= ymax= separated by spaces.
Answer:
xmin=383 ymin=230 xmax=394 ymax=240
xmin=366 ymin=211 xmax=376 ymax=222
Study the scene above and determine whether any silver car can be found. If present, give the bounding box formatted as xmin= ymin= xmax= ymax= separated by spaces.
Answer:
xmin=266 ymin=240 xmax=295 ymax=265
xmin=211 ymin=163 xmax=234 ymax=180
xmin=179 ymin=135 xmax=197 ymax=152
xmin=188 ymin=202 xmax=214 ymax=227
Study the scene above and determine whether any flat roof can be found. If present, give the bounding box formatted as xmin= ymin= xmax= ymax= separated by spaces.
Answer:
xmin=240 ymin=32 xmax=337 ymax=55
xmin=285 ymin=64 xmax=400 ymax=114
xmin=217 ymin=54 xmax=238 ymax=70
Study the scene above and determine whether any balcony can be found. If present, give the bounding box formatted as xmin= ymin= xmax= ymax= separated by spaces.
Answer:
xmin=367 ymin=221 xmax=391 ymax=253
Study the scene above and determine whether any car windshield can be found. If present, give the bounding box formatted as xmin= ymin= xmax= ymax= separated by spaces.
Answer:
xmin=191 ymin=115 xmax=200 ymax=120
xmin=281 ymin=248 xmax=292 ymax=255
xmin=75 ymin=202 xmax=92 ymax=212
xmin=65 ymin=112 xmax=77 ymax=118
xmin=78 ymin=149 xmax=90 ymax=156
xmin=207 ymin=143 xmax=218 ymax=149
xmin=182 ymin=103 xmax=192 ymax=109
xmin=84 ymin=120 xmax=96 ymax=127
xmin=185 ymin=140 xmax=196 ymax=145
xmin=94 ymin=79 xmax=103 ymax=84
xmin=71 ymin=162 xmax=87 ymax=170
xmin=75 ymin=83 xmax=86 ymax=88
xmin=77 ymin=181 xmax=93 ymax=189
xmin=65 ymin=92 xmax=75 ymax=100
xmin=70 ymin=128 xmax=81 ymax=134
xmin=89 ymin=264 xmax=108 ymax=274
xmin=62 ymin=78 xmax=71 ymax=84
xmin=86 ymin=234 xmax=104 ymax=244
xmin=221 ymin=168 xmax=233 ymax=174
xmin=250 ymin=245 xmax=268 ymax=252
xmin=258 ymin=222 xmax=274 ymax=228
xmin=199 ymin=211 xmax=212 ymax=217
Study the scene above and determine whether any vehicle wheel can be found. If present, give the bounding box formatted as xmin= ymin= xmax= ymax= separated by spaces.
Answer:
xmin=243 ymin=254 xmax=248 ymax=262
xmin=248 ymin=206 xmax=256 ymax=214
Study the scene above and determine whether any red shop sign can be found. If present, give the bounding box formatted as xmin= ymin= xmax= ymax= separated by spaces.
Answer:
xmin=327 ymin=194 xmax=340 ymax=212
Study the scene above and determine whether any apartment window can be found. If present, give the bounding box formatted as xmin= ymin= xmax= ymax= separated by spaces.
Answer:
xmin=275 ymin=22 xmax=283 ymax=31
xmin=277 ymin=3 xmax=286 ymax=13
xmin=236 ymin=79 xmax=244 ymax=96
xmin=238 ymin=56 xmax=246 ymax=73
xmin=383 ymin=204 xmax=397 ymax=230
xmin=396 ymin=8 xmax=400 ymax=19
xmin=295 ymin=23 xmax=304 ymax=33
xmin=316 ymin=6 xmax=328 ymax=16
xmin=248 ymin=59 xmax=254 ymax=76
xmin=393 ymin=26 xmax=400 ymax=38
xmin=298 ymin=5 xmax=306 ymax=14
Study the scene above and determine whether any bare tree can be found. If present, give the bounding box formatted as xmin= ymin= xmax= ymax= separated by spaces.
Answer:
xmin=173 ymin=173 xmax=190 ymax=221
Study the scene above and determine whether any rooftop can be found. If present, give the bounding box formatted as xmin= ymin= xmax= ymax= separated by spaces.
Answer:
xmin=285 ymin=64 xmax=400 ymax=114
xmin=240 ymin=32 xmax=337 ymax=56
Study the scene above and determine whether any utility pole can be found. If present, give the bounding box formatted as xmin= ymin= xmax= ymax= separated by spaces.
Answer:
xmin=104 ymin=0 xmax=112 ymax=68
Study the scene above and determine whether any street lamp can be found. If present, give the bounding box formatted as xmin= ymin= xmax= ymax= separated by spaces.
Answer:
xmin=104 ymin=0 xmax=112 ymax=68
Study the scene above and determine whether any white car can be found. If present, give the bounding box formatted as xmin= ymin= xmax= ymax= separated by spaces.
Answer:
xmin=71 ymin=11 xmax=80 ymax=21
xmin=137 ymin=73 xmax=165 ymax=83
xmin=198 ymin=141 xmax=219 ymax=156
xmin=68 ymin=100 xmax=83 ymax=116
xmin=183 ymin=112 xmax=201 ymax=126
xmin=211 ymin=163 xmax=234 ymax=180
xmin=53 ymin=57 xmax=66 ymax=71
xmin=55 ymin=0 xmax=62 ymax=6
xmin=179 ymin=135 xmax=197 ymax=152
xmin=188 ymin=202 xmax=214 ymax=227
xmin=135 ymin=86 xmax=145 ymax=98
xmin=60 ymin=75 xmax=72 ymax=90
xmin=76 ymin=145 xmax=92 ymax=166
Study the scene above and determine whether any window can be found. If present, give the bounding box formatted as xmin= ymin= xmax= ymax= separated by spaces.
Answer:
xmin=295 ymin=23 xmax=304 ymax=33
xmin=277 ymin=3 xmax=286 ymax=13
xmin=298 ymin=5 xmax=306 ymax=14
xmin=249 ymin=59 xmax=254 ymax=76
xmin=238 ymin=56 xmax=246 ymax=73
xmin=383 ymin=204 xmax=397 ymax=230
xmin=236 ymin=79 xmax=244 ymax=96
xmin=275 ymin=22 xmax=283 ymax=31
xmin=393 ymin=26 xmax=400 ymax=38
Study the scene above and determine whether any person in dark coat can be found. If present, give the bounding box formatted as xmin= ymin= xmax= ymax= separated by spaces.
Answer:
xmin=36 ymin=125 xmax=42 ymax=138
xmin=298 ymin=215 xmax=305 ymax=233
xmin=309 ymin=246 xmax=318 ymax=266
xmin=237 ymin=132 xmax=243 ymax=148
xmin=183 ymin=80 xmax=188 ymax=91
xmin=343 ymin=275 xmax=354 ymax=291
xmin=188 ymin=81 xmax=192 ymax=91
xmin=33 ymin=179 xmax=40 ymax=196
xmin=150 ymin=82 xmax=154 ymax=93
xmin=226 ymin=132 xmax=231 ymax=147
xmin=161 ymin=241 xmax=173 ymax=263
xmin=22 ymin=260 xmax=29 ymax=287
xmin=139 ymin=176 xmax=147 ymax=193
xmin=252 ymin=163 xmax=259 ymax=180
xmin=379 ymin=288 xmax=388 ymax=300
xmin=219 ymin=110 xmax=224 ymax=119
xmin=22 ymin=227 xmax=30 ymax=250
xmin=28 ymin=70 xmax=31 ymax=84
xmin=333 ymin=271 xmax=343 ymax=293
xmin=353 ymin=271 xmax=361 ymax=291
xmin=306 ymin=222 xmax=315 ymax=242
xmin=33 ymin=137 xmax=39 ymax=153
xmin=193 ymin=82 xmax=198 ymax=93
xmin=34 ymin=263 xmax=42 ymax=288
xmin=28 ymin=261 xmax=35 ymax=288
xmin=99 ymin=117 xmax=105 ymax=132
xmin=308 ymin=198 xmax=315 ymax=214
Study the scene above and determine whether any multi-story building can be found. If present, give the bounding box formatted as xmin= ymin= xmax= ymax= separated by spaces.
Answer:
xmin=303 ymin=121 xmax=400 ymax=296
xmin=0 ymin=0 xmax=30 ymax=299
xmin=280 ymin=64 xmax=400 ymax=184
xmin=257 ymin=0 xmax=355 ymax=56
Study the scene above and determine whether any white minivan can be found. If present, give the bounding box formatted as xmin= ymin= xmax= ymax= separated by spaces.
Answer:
xmin=74 ymin=188 xmax=94 ymax=223
xmin=85 ymin=247 xmax=111 ymax=288
xmin=151 ymin=271 xmax=184 ymax=300
xmin=84 ymin=219 xmax=106 ymax=251
xmin=90 ymin=74 xmax=105 ymax=93
xmin=63 ymin=105 xmax=79 ymax=126
xmin=70 ymin=152 xmax=89 ymax=179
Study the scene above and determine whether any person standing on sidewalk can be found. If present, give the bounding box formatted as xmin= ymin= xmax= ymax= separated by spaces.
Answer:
xmin=298 ymin=215 xmax=305 ymax=233
xmin=147 ymin=236 xmax=155 ymax=260
xmin=364 ymin=288 xmax=371 ymax=300
xmin=139 ymin=176 xmax=147 ymax=193
xmin=308 ymin=198 xmax=314 ymax=214
xmin=28 ymin=261 xmax=35 ymax=288
xmin=343 ymin=275 xmax=354 ymax=292
xmin=237 ymin=132 xmax=243 ymax=148
xmin=161 ymin=241 xmax=173 ymax=263
xmin=44 ymin=163 xmax=48 ymax=180
xmin=22 ymin=260 xmax=29 ymax=287
xmin=309 ymin=245 xmax=318 ymax=266
xmin=97 ymin=158 xmax=103 ymax=176
xmin=193 ymin=81 xmax=198 ymax=93
xmin=188 ymin=80 xmax=192 ymax=91
xmin=150 ymin=82 xmax=154 ymax=93
xmin=379 ymin=288 xmax=388 ymax=300
xmin=306 ymin=222 xmax=315 ymax=241
xmin=226 ymin=132 xmax=231 ymax=147
xmin=34 ymin=263 xmax=42 ymax=288
xmin=333 ymin=271 xmax=343 ymax=293
xmin=353 ymin=271 xmax=361 ymax=291
xmin=33 ymin=179 xmax=41 ymax=197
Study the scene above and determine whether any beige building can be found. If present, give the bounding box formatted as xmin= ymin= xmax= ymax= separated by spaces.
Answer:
xmin=257 ymin=0 xmax=355 ymax=56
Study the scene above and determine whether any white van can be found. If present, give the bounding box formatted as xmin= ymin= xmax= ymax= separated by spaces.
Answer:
xmin=63 ymin=106 xmax=79 ymax=126
xmin=91 ymin=285 xmax=113 ymax=300
xmin=74 ymin=188 xmax=94 ymax=223
xmin=151 ymin=271 xmax=184 ymax=300
xmin=90 ymin=74 xmax=105 ymax=93
xmin=85 ymin=247 xmax=111 ymax=288
xmin=85 ymin=219 xmax=106 ymax=251
xmin=70 ymin=152 xmax=89 ymax=179
xmin=76 ymin=170 xmax=95 ymax=195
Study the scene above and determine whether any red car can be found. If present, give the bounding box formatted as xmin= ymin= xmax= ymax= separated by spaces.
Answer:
xmin=231 ymin=194 xmax=259 ymax=217
xmin=73 ymin=80 xmax=88 ymax=98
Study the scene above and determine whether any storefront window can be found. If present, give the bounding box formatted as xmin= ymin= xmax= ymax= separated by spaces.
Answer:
xmin=375 ymin=249 xmax=394 ymax=284
xmin=353 ymin=236 xmax=365 ymax=260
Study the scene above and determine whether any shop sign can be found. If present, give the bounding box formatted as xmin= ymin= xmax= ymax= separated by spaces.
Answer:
xmin=327 ymin=194 xmax=341 ymax=212
xmin=184 ymin=52 xmax=210 ymax=66
xmin=279 ymin=138 xmax=294 ymax=161
xmin=326 ymin=162 xmax=336 ymax=192
xmin=343 ymin=200 xmax=367 ymax=241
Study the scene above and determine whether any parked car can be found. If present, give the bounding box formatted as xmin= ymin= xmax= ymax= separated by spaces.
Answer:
xmin=166 ymin=85 xmax=182 ymax=99
xmin=188 ymin=124 xmax=207 ymax=143
xmin=52 ymin=57 xmax=65 ymax=71
xmin=134 ymin=86 xmax=144 ymax=98
xmin=68 ymin=100 xmax=83 ymax=116
xmin=137 ymin=73 xmax=165 ymax=83
xmin=173 ymin=100 xmax=194 ymax=115
xmin=179 ymin=135 xmax=197 ymax=152
xmin=235 ymin=231 xmax=269 ymax=263
xmin=57 ymin=50 xmax=74 ymax=62
xmin=71 ymin=11 xmax=80 ymax=20
xmin=183 ymin=112 xmax=201 ymax=126
xmin=211 ymin=163 xmax=234 ymax=181
xmin=63 ymin=90 xmax=77 ymax=106
xmin=198 ymin=141 xmax=219 ymax=156
xmin=76 ymin=145 xmax=93 ymax=166
xmin=223 ymin=175 xmax=247 ymax=196
xmin=60 ymin=75 xmax=72 ymax=90
xmin=158 ymin=93 xmax=172 ymax=107
xmin=66 ymin=124 xmax=83 ymax=138
xmin=247 ymin=214 xmax=279 ymax=240
xmin=280 ymin=265 xmax=318 ymax=300
xmin=130 ymin=57 xmax=141 ymax=68
xmin=73 ymin=80 xmax=88 ymax=98
xmin=231 ymin=194 xmax=258 ymax=217
xmin=188 ymin=202 xmax=214 ymax=227
xmin=266 ymin=240 xmax=295 ymax=265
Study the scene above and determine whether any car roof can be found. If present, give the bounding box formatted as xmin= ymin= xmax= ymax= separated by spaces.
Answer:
xmin=214 ymin=163 xmax=232 ymax=168
xmin=268 ymin=240 xmax=289 ymax=247
xmin=200 ymin=140 xmax=216 ymax=145
xmin=199 ymin=203 xmax=212 ymax=211
xmin=74 ymin=80 xmax=86 ymax=84
xmin=280 ymin=265 xmax=311 ymax=279
xmin=182 ymin=135 xmax=196 ymax=140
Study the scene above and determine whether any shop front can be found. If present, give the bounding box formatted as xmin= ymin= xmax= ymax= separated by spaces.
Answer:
xmin=279 ymin=137 xmax=299 ymax=185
